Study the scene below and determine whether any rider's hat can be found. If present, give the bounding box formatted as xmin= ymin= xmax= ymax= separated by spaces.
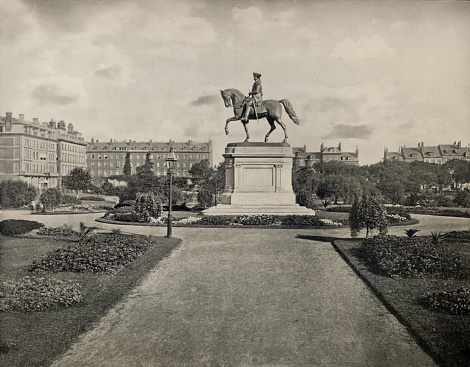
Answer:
xmin=253 ymin=72 xmax=262 ymax=78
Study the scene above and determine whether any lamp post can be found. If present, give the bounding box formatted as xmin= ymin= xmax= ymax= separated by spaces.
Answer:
xmin=165 ymin=147 xmax=177 ymax=238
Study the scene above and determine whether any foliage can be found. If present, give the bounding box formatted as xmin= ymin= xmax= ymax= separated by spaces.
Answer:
xmin=454 ymin=189 xmax=470 ymax=208
xmin=404 ymin=229 xmax=420 ymax=237
xmin=37 ymin=225 xmax=76 ymax=237
xmin=0 ymin=276 xmax=82 ymax=312
xmin=295 ymin=189 xmax=317 ymax=209
xmin=110 ymin=212 xmax=140 ymax=222
xmin=80 ymin=196 xmax=106 ymax=201
xmin=189 ymin=159 xmax=213 ymax=181
xmin=62 ymin=167 xmax=92 ymax=194
xmin=197 ymin=188 xmax=213 ymax=209
xmin=39 ymin=188 xmax=62 ymax=210
xmin=420 ymin=287 xmax=470 ymax=315
xmin=358 ymin=235 xmax=470 ymax=279
xmin=76 ymin=222 xmax=97 ymax=243
xmin=0 ymin=219 xmax=44 ymax=236
xmin=134 ymin=192 xmax=162 ymax=221
xmin=60 ymin=194 xmax=82 ymax=205
xmin=123 ymin=152 xmax=131 ymax=175
xmin=280 ymin=215 xmax=326 ymax=226
xmin=349 ymin=195 xmax=388 ymax=238
xmin=30 ymin=233 xmax=155 ymax=274
xmin=444 ymin=230 xmax=470 ymax=242
xmin=0 ymin=179 xmax=37 ymax=208
xmin=429 ymin=231 xmax=448 ymax=245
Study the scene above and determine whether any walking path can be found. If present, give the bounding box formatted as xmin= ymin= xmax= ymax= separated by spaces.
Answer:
xmin=48 ymin=226 xmax=438 ymax=367
xmin=3 ymin=210 xmax=468 ymax=365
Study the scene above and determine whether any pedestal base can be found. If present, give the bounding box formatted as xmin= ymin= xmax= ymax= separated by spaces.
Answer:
xmin=202 ymin=142 xmax=315 ymax=216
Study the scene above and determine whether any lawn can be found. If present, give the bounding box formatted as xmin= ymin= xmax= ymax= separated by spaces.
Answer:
xmin=0 ymin=232 xmax=180 ymax=367
xmin=332 ymin=235 xmax=470 ymax=367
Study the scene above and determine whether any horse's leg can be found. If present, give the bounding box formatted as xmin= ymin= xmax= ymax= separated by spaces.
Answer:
xmin=243 ymin=121 xmax=250 ymax=142
xmin=225 ymin=116 xmax=239 ymax=135
xmin=276 ymin=117 xmax=288 ymax=143
xmin=264 ymin=116 xmax=276 ymax=142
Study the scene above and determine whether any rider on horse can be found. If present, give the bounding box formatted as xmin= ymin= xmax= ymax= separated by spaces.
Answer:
xmin=241 ymin=72 xmax=263 ymax=123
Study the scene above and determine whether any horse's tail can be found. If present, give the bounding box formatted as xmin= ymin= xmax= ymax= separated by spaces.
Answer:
xmin=279 ymin=99 xmax=300 ymax=125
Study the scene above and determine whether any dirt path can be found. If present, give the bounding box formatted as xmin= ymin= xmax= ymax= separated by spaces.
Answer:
xmin=49 ymin=228 xmax=437 ymax=367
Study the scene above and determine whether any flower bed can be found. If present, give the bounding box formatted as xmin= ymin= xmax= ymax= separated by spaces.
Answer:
xmin=357 ymin=235 xmax=470 ymax=279
xmin=0 ymin=276 xmax=82 ymax=312
xmin=0 ymin=219 xmax=44 ymax=236
xmin=31 ymin=233 xmax=154 ymax=275
xmin=420 ymin=287 xmax=470 ymax=315
xmin=37 ymin=225 xmax=76 ymax=237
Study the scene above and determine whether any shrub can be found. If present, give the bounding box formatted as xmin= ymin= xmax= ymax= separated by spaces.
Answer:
xmin=31 ymin=233 xmax=154 ymax=274
xmin=404 ymin=229 xmax=420 ymax=237
xmin=76 ymin=222 xmax=97 ymax=243
xmin=358 ymin=235 xmax=470 ymax=279
xmin=134 ymin=192 xmax=162 ymax=221
xmin=80 ymin=196 xmax=105 ymax=201
xmin=37 ymin=225 xmax=76 ymax=237
xmin=445 ymin=230 xmax=470 ymax=242
xmin=280 ymin=215 xmax=324 ymax=226
xmin=40 ymin=188 xmax=61 ymax=210
xmin=0 ymin=219 xmax=44 ymax=236
xmin=420 ymin=287 xmax=470 ymax=315
xmin=0 ymin=276 xmax=82 ymax=312
xmin=350 ymin=196 xmax=388 ymax=238
xmin=0 ymin=179 xmax=37 ymax=208
xmin=429 ymin=231 xmax=448 ymax=245
xmin=295 ymin=189 xmax=317 ymax=209
xmin=112 ymin=212 xmax=140 ymax=222
xmin=60 ymin=195 xmax=82 ymax=205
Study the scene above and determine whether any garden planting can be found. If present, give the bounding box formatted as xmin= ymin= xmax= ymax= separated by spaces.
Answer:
xmin=0 ymin=224 xmax=180 ymax=367
xmin=333 ymin=230 xmax=470 ymax=367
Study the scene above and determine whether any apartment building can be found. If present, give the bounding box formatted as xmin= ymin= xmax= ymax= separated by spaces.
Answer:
xmin=293 ymin=143 xmax=359 ymax=169
xmin=0 ymin=112 xmax=87 ymax=190
xmin=384 ymin=141 xmax=470 ymax=164
xmin=87 ymin=139 xmax=213 ymax=178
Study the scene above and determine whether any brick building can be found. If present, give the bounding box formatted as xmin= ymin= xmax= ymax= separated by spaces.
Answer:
xmin=0 ymin=112 xmax=87 ymax=191
xmin=87 ymin=139 xmax=213 ymax=178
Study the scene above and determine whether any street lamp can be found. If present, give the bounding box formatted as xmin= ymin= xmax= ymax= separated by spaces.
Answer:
xmin=165 ymin=147 xmax=177 ymax=237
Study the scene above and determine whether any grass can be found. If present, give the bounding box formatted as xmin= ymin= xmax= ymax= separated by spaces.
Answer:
xmin=333 ymin=237 xmax=470 ymax=367
xmin=0 ymin=233 xmax=181 ymax=367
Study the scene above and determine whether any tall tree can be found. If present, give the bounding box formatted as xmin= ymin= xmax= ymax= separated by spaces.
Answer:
xmin=123 ymin=152 xmax=131 ymax=176
xmin=349 ymin=195 xmax=388 ymax=238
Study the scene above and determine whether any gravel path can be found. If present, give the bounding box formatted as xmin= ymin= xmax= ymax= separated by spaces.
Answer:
xmin=47 ymin=227 xmax=437 ymax=367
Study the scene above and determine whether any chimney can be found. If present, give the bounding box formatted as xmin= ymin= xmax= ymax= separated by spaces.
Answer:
xmin=338 ymin=142 xmax=341 ymax=151
xmin=5 ymin=112 xmax=12 ymax=131
xmin=33 ymin=118 xmax=39 ymax=124
xmin=67 ymin=123 xmax=74 ymax=132
xmin=57 ymin=120 xmax=66 ymax=130
xmin=19 ymin=114 xmax=24 ymax=121
xmin=91 ymin=138 xmax=95 ymax=144
xmin=458 ymin=140 xmax=461 ymax=150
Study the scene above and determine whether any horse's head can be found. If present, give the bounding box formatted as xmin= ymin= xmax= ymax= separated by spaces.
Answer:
xmin=220 ymin=90 xmax=232 ymax=108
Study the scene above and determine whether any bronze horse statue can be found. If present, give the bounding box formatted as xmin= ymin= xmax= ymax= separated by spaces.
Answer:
xmin=220 ymin=88 xmax=300 ymax=143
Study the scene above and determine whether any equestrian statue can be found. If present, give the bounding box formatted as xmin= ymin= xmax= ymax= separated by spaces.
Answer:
xmin=220 ymin=72 xmax=300 ymax=143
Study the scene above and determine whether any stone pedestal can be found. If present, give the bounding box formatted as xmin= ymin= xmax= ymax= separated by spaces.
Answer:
xmin=203 ymin=142 xmax=315 ymax=216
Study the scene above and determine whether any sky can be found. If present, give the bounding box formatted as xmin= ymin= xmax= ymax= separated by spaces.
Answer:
xmin=1 ymin=0 xmax=469 ymax=165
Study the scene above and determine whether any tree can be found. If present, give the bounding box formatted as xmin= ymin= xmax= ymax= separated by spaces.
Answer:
xmin=123 ymin=152 xmax=131 ymax=176
xmin=63 ymin=167 xmax=92 ymax=196
xmin=189 ymin=159 xmax=213 ymax=182
xmin=454 ymin=189 xmax=470 ymax=208
xmin=0 ymin=180 xmax=37 ymax=208
xmin=349 ymin=195 xmax=388 ymax=238
xmin=136 ymin=152 xmax=153 ymax=176
xmin=40 ymin=188 xmax=62 ymax=211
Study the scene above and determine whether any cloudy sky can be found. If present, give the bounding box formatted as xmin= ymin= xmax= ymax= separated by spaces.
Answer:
xmin=1 ymin=0 xmax=469 ymax=165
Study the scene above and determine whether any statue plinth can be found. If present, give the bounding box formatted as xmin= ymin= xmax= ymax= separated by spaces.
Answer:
xmin=203 ymin=142 xmax=315 ymax=216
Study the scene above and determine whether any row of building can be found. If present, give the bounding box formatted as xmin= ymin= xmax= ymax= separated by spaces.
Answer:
xmin=1 ymin=112 xmax=469 ymax=192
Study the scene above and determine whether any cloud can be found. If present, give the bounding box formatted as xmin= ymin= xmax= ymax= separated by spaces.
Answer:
xmin=95 ymin=64 xmax=122 ymax=79
xmin=330 ymin=34 xmax=395 ymax=60
xmin=323 ymin=124 xmax=374 ymax=140
xmin=232 ymin=7 xmax=295 ymax=32
xmin=30 ymin=76 xmax=86 ymax=106
xmin=191 ymin=94 xmax=219 ymax=106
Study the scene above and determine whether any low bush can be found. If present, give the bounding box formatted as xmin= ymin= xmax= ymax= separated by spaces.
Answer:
xmin=326 ymin=206 xmax=351 ymax=213
xmin=445 ymin=230 xmax=470 ymax=242
xmin=233 ymin=215 xmax=280 ymax=226
xmin=60 ymin=195 xmax=82 ymax=205
xmin=420 ymin=287 xmax=470 ymax=315
xmin=0 ymin=276 xmax=82 ymax=312
xmin=357 ymin=235 xmax=470 ymax=279
xmin=111 ymin=212 xmax=140 ymax=222
xmin=37 ymin=225 xmax=76 ymax=237
xmin=30 ymin=233 xmax=154 ymax=274
xmin=193 ymin=216 xmax=234 ymax=226
xmin=80 ymin=196 xmax=105 ymax=201
xmin=0 ymin=220 xmax=44 ymax=236
xmin=280 ymin=215 xmax=324 ymax=226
